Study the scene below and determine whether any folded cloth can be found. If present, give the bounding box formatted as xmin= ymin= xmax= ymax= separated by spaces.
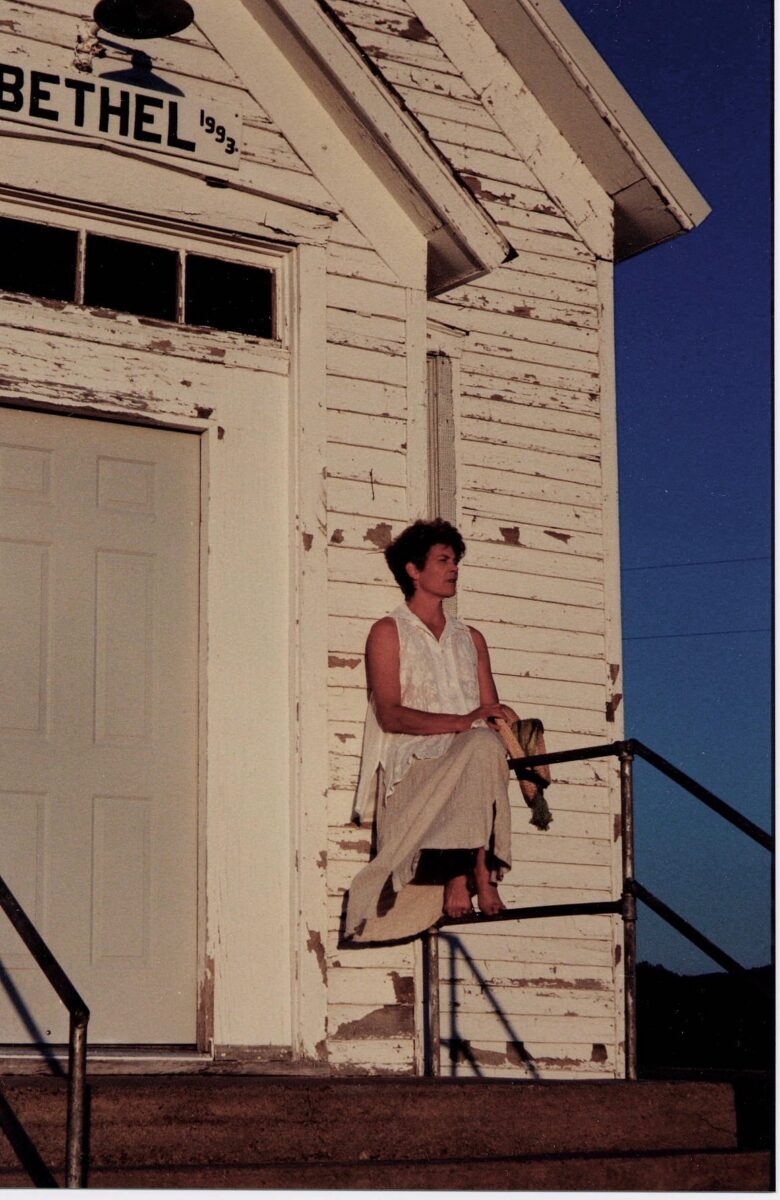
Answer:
xmin=511 ymin=717 xmax=553 ymax=831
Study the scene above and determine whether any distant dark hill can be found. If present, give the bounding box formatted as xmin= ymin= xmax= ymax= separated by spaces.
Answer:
xmin=636 ymin=961 xmax=773 ymax=1073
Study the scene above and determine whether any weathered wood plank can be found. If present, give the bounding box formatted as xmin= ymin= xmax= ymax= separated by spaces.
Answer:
xmin=326 ymin=514 xmax=402 ymax=554
xmin=327 ymin=1038 xmax=416 ymax=1071
xmin=452 ymin=983 xmax=612 ymax=1018
xmin=512 ymin=834 xmax=612 ymax=867
xmin=443 ymin=275 xmax=598 ymax=317
xmin=327 ymin=377 xmax=406 ymax=419
xmin=329 ymin=0 xmax=424 ymax=34
xmin=444 ymin=958 xmax=614 ymax=986
xmin=463 ymin=441 xmax=601 ymax=489
xmin=501 ymin=248 xmax=598 ymax=286
xmin=328 ymin=546 xmax=397 ymax=587
xmin=464 ymin=329 xmax=599 ymax=376
xmin=452 ymin=1040 xmax=614 ymax=1074
xmin=379 ymin=58 xmax=486 ymax=104
xmin=462 ymin=351 xmax=599 ymax=398
xmin=0 ymin=318 xmax=286 ymax=424
xmin=328 ymin=308 xmax=406 ymax=348
xmin=449 ymin=919 xmax=617 ymax=949
xmin=437 ymin=289 xmax=598 ymax=337
xmin=328 ymin=578 xmax=403 ymax=617
xmin=332 ymin=24 xmax=459 ymax=73
xmin=450 ymin=937 xmax=613 ymax=970
xmin=326 ymin=342 xmax=407 ymax=387
xmin=462 ymin=377 xmax=600 ymax=418
xmin=385 ymin=82 xmax=503 ymax=132
xmin=463 ymin=464 xmax=602 ymax=512
xmin=330 ymin=998 xmax=416 ymax=1039
xmin=327 ymin=441 xmax=406 ymax=489
xmin=432 ymin=299 xmax=598 ymax=352
xmin=445 ymin=611 xmax=605 ymax=658
xmin=461 ymin=400 xmax=600 ymax=441
xmin=488 ymin=645 xmax=604 ymax=685
xmin=327 ymin=243 xmax=402 ymax=287
xmin=463 ymin=563 xmax=603 ymax=609
xmin=329 ymin=940 xmax=415 ymax=969
xmin=327 ymin=275 xmax=407 ymax=319
xmin=328 ymin=411 xmax=406 ymax=452
xmin=328 ymin=967 xmax=416 ymax=1007
xmin=461 ymin=490 xmax=601 ymax=534
xmin=328 ymin=316 xmax=407 ymax=358
xmin=462 ymin=515 xmax=603 ymax=560
xmin=456 ymin=917 xmax=614 ymax=950
xmin=410 ymin=112 xmax=521 ymax=158
xmin=0 ymin=296 xmax=287 ymax=370
xmin=502 ymin=861 xmax=613 ymax=892
xmin=485 ymin=198 xmax=589 ymax=240
xmin=451 ymin=1010 xmax=614 ymax=1044
xmin=464 ymin=539 xmax=603 ymax=584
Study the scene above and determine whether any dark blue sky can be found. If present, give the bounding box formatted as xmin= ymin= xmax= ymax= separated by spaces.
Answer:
xmin=563 ymin=0 xmax=772 ymax=972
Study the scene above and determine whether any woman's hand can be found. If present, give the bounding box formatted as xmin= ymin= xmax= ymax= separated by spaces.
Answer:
xmin=460 ymin=702 xmax=519 ymax=731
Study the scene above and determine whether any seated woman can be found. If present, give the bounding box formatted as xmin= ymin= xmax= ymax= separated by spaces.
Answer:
xmin=344 ymin=518 xmax=525 ymax=943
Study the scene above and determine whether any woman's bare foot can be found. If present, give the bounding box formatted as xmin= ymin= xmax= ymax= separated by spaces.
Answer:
xmin=474 ymin=847 xmax=506 ymax=917
xmin=443 ymin=874 xmax=474 ymax=919
xmin=475 ymin=880 xmax=506 ymax=916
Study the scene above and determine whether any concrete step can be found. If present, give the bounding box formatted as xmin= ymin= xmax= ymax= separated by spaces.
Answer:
xmin=0 ymin=1076 xmax=741 ymax=1166
xmin=1 ymin=1074 xmax=768 ymax=1190
xmin=0 ymin=1148 xmax=772 ymax=1190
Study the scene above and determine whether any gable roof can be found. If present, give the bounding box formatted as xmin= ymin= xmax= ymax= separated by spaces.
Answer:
xmin=201 ymin=0 xmax=512 ymax=293
xmin=462 ymin=0 xmax=711 ymax=259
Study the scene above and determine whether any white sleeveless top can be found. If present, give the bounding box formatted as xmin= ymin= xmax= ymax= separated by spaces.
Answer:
xmin=352 ymin=604 xmax=482 ymax=822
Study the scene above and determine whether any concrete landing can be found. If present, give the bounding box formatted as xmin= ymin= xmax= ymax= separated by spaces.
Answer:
xmin=0 ymin=1075 xmax=772 ymax=1190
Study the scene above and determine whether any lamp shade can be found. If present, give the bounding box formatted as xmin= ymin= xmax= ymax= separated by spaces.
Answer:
xmin=93 ymin=0 xmax=195 ymax=39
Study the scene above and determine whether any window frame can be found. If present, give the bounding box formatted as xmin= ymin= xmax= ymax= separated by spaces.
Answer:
xmin=0 ymin=198 xmax=287 ymax=346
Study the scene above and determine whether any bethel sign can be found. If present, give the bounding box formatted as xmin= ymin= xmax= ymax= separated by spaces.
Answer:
xmin=0 ymin=57 xmax=243 ymax=170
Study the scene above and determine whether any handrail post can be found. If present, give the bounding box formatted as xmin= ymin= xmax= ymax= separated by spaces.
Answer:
xmin=619 ymin=745 xmax=638 ymax=1081
xmin=422 ymin=928 xmax=441 ymax=1077
xmin=65 ymin=1012 xmax=88 ymax=1188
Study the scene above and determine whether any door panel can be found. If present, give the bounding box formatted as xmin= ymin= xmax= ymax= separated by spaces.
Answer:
xmin=0 ymin=408 xmax=200 ymax=1044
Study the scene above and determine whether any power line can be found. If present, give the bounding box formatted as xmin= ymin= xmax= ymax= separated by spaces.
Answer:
xmin=623 ymin=555 xmax=770 ymax=571
xmin=624 ymin=627 xmax=771 ymax=642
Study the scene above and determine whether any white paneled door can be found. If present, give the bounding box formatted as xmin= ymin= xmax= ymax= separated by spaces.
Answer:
xmin=0 ymin=408 xmax=200 ymax=1044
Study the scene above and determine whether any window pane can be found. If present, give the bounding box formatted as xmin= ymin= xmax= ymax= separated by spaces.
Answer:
xmin=185 ymin=255 xmax=273 ymax=338
xmin=85 ymin=235 xmax=178 ymax=322
xmin=0 ymin=216 xmax=78 ymax=302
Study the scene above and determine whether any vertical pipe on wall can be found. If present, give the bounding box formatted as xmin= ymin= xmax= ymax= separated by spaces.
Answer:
xmin=620 ymin=746 xmax=638 ymax=1080
xmin=422 ymin=928 xmax=441 ymax=1077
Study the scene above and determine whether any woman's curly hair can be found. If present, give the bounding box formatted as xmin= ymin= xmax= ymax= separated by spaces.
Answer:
xmin=384 ymin=519 xmax=466 ymax=599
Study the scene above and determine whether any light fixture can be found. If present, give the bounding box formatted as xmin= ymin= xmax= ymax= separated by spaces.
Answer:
xmin=93 ymin=0 xmax=194 ymax=39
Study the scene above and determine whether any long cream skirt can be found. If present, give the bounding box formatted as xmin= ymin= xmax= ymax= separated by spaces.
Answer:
xmin=344 ymin=728 xmax=511 ymax=943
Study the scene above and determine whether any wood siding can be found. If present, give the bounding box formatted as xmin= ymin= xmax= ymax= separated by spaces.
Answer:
xmin=3 ymin=0 xmax=626 ymax=1078
xmin=324 ymin=0 xmax=624 ymax=1078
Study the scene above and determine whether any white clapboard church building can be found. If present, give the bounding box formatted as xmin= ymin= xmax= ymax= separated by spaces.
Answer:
xmin=0 ymin=0 xmax=708 ymax=1080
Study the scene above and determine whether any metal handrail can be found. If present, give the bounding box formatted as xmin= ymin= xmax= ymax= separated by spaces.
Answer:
xmin=422 ymin=737 xmax=771 ymax=1079
xmin=0 ymin=874 xmax=89 ymax=1188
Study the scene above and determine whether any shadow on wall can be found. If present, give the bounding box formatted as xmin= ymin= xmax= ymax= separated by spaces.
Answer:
xmin=440 ymin=933 xmax=540 ymax=1080
xmin=0 ymin=961 xmax=66 ymax=1077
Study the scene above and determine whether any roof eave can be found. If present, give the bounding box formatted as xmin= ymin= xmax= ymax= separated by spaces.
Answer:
xmin=463 ymin=0 xmax=711 ymax=260
xmin=265 ymin=0 xmax=512 ymax=290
